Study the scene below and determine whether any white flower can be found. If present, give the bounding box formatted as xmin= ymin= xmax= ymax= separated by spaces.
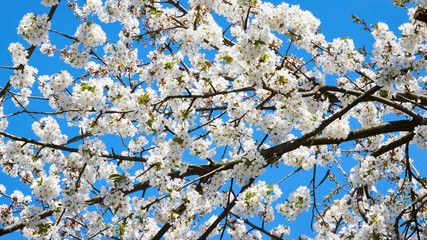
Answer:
xmin=41 ymin=0 xmax=59 ymax=6
xmin=32 ymin=116 xmax=68 ymax=144
xmin=318 ymin=38 xmax=364 ymax=75
xmin=276 ymin=186 xmax=312 ymax=221
xmin=128 ymin=136 xmax=149 ymax=153
xmin=131 ymin=0 xmax=148 ymax=8
xmin=50 ymin=70 xmax=74 ymax=92
xmin=322 ymin=117 xmax=350 ymax=139
xmin=0 ymin=106 xmax=8 ymax=132
xmin=10 ymin=65 xmax=38 ymax=89
xmin=85 ymin=211 xmax=106 ymax=235
xmin=75 ymin=21 xmax=107 ymax=48
xmin=270 ymin=225 xmax=291 ymax=238
xmin=413 ymin=125 xmax=427 ymax=149
xmin=13 ymin=87 xmax=32 ymax=107
xmin=350 ymin=156 xmax=384 ymax=186
xmin=283 ymin=146 xmax=316 ymax=170
xmin=17 ymin=13 xmax=50 ymax=46
xmin=30 ymin=175 xmax=61 ymax=201
xmin=11 ymin=190 xmax=24 ymax=202
xmin=233 ymin=181 xmax=282 ymax=218
xmin=8 ymin=42 xmax=28 ymax=66
xmin=197 ymin=215 xmax=221 ymax=238
xmin=86 ymin=0 xmax=103 ymax=11
xmin=72 ymin=78 xmax=107 ymax=110
xmin=40 ymin=41 xmax=55 ymax=56
xmin=62 ymin=43 xmax=89 ymax=68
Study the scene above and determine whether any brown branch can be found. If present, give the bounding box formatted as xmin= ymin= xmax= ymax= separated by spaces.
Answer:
xmin=261 ymin=85 xmax=382 ymax=160
xmin=356 ymin=186 xmax=369 ymax=223
xmin=319 ymin=86 xmax=424 ymax=120
xmin=160 ymin=87 xmax=254 ymax=101
xmin=1 ymin=119 xmax=420 ymax=236
xmin=229 ymin=212 xmax=283 ymax=240
xmin=198 ymin=178 xmax=255 ymax=239
xmin=371 ymin=133 xmax=414 ymax=158
xmin=25 ymin=0 xmax=61 ymax=59
xmin=414 ymin=7 xmax=427 ymax=23
xmin=0 ymin=131 xmax=147 ymax=162
xmin=1 ymin=118 xmax=421 ymax=212
xmin=166 ymin=0 xmax=188 ymax=14
xmin=394 ymin=192 xmax=427 ymax=240
xmin=151 ymin=223 xmax=172 ymax=240
xmin=0 ymin=209 xmax=55 ymax=236
xmin=0 ymin=131 xmax=79 ymax=153
xmin=304 ymin=120 xmax=418 ymax=146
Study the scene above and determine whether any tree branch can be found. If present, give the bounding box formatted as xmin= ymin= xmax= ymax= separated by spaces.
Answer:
xmin=0 ymin=209 xmax=55 ymax=236
xmin=198 ymin=178 xmax=255 ymax=239
xmin=262 ymin=85 xmax=382 ymax=160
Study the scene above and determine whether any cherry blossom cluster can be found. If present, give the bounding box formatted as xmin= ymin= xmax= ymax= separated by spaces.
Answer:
xmin=0 ymin=0 xmax=426 ymax=239
xmin=233 ymin=181 xmax=282 ymax=219
xmin=8 ymin=42 xmax=28 ymax=67
xmin=32 ymin=116 xmax=68 ymax=144
xmin=276 ymin=186 xmax=312 ymax=221
xmin=17 ymin=13 xmax=50 ymax=46
xmin=74 ymin=21 xmax=107 ymax=49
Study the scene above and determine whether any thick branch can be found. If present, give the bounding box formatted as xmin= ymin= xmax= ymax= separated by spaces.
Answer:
xmin=0 ymin=131 xmax=79 ymax=152
xmin=394 ymin=192 xmax=427 ymax=240
xmin=0 ymin=131 xmax=147 ymax=163
xmin=198 ymin=178 xmax=255 ymax=239
xmin=229 ymin=212 xmax=283 ymax=240
xmin=261 ymin=85 xmax=382 ymax=159
xmin=319 ymin=86 xmax=424 ymax=120
xmin=371 ymin=133 xmax=414 ymax=158
xmin=0 ymin=117 xmax=421 ymax=236
xmin=151 ymin=223 xmax=172 ymax=240
xmin=415 ymin=7 xmax=427 ymax=23
xmin=304 ymin=120 xmax=418 ymax=146
xmin=0 ymin=209 xmax=55 ymax=236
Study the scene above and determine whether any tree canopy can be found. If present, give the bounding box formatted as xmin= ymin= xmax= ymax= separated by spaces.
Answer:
xmin=0 ymin=0 xmax=426 ymax=239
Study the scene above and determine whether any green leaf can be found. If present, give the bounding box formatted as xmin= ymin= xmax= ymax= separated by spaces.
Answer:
xmin=254 ymin=39 xmax=266 ymax=47
xmin=36 ymin=223 xmax=51 ymax=234
xmin=109 ymin=174 xmax=125 ymax=187
xmin=165 ymin=61 xmax=178 ymax=70
xmin=259 ymin=54 xmax=269 ymax=63
xmin=87 ymin=19 xmax=94 ymax=27
xmin=173 ymin=137 xmax=184 ymax=144
xmin=149 ymin=9 xmax=162 ymax=15
xmin=182 ymin=109 xmax=191 ymax=119
xmin=198 ymin=61 xmax=212 ymax=71
xmin=220 ymin=55 xmax=233 ymax=63
xmin=139 ymin=92 xmax=151 ymax=105
xmin=37 ymin=178 xmax=43 ymax=186
xmin=79 ymin=82 xmax=96 ymax=93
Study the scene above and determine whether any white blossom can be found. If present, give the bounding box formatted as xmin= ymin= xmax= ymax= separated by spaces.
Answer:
xmin=30 ymin=174 xmax=61 ymax=201
xmin=322 ymin=117 xmax=350 ymax=139
xmin=32 ymin=116 xmax=68 ymax=144
xmin=41 ymin=0 xmax=59 ymax=6
xmin=10 ymin=65 xmax=37 ymax=89
xmin=8 ymin=42 xmax=28 ymax=66
xmin=1 ymin=0 xmax=427 ymax=239
xmin=17 ymin=13 xmax=50 ymax=46
xmin=75 ymin=21 xmax=107 ymax=48
xmin=276 ymin=186 xmax=312 ymax=221
xmin=413 ymin=125 xmax=427 ymax=148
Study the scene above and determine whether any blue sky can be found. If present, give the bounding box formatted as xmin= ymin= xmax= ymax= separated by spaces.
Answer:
xmin=0 ymin=0 xmax=425 ymax=239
